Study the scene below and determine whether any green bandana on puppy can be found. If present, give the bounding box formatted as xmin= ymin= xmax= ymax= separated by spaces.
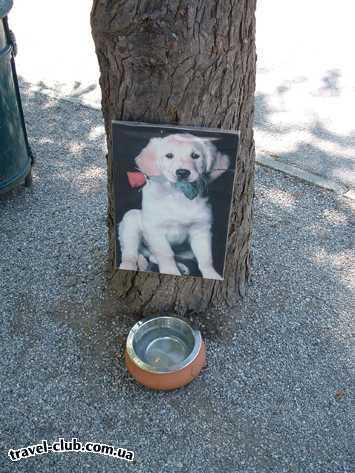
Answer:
xmin=148 ymin=175 xmax=208 ymax=200
xmin=175 ymin=175 xmax=208 ymax=200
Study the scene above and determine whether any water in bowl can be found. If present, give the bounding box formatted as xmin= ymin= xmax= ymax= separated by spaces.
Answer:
xmin=135 ymin=327 xmax=192 ymax=370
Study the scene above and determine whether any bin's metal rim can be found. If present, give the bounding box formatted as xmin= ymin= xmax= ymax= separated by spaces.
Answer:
xmin=0 ymin=160 xmax=31 ymax=193
xmin=0 ymin=0 xmax=13 ymax=19
xmin=126 ymin=316 xmax=203 ymax=374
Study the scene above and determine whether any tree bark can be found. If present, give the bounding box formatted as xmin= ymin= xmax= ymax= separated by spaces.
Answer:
xmin=91 ymin=0 xmax=256 ymax=315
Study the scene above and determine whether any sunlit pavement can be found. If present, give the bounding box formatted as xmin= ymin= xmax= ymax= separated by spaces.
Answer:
xmin=256 ymin=1 xmax=355 ymax=191
xmin=10 ymin=0 xmax=100 ymax=108
xmin=9 ymin=0 xmax=355 ymax=190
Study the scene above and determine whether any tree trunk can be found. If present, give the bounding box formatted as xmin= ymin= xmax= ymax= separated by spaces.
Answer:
xmin=91 ymin=0 xmax=256 ymax=315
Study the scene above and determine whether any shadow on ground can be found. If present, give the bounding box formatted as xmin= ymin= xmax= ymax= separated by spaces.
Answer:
xmin=0 ymin=86 xmax=353 ymax=472
xmin=255 ymin=69 xmax=355 ymax=189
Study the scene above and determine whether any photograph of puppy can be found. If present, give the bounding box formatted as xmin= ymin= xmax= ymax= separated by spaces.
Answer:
xmin=112 ymin=122 xmax=239 ymax=280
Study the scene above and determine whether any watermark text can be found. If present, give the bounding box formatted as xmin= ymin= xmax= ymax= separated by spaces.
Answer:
xmin=8 ymin=438 xmax=134 ymax=462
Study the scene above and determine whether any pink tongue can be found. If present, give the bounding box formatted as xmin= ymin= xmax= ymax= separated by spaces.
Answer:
xmin=127 ymin=172 xmax=146 ymax=188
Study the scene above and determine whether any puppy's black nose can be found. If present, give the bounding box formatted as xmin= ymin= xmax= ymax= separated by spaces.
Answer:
xmin=176 ymin=169 xmax=191 ymax=180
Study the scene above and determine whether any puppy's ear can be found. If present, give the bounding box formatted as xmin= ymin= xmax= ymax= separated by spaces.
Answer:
xmin=209 ymin=151 xmax=230 ymax=181
xmin=202 ymin=139 xmax=230 ymax=181
xmin=135 ymin=138 xmax=161 ymax=176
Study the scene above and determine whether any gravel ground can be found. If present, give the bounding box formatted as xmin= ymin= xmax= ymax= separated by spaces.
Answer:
xmin=0 ymin=87 xmax=353 ymax=473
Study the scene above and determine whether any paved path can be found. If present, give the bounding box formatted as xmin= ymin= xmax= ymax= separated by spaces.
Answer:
xmin=10 ymin=0 xmax=100 ymax=108
xmin=256 ymin=0 xmax=355 ymax=193
xmin=0 ymin=85 xmax=353 ymax=473
xmin=9 ymin=0 xmax=355 ymax=194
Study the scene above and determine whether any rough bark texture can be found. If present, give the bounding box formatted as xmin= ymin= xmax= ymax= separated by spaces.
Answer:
xmin=91 ymin=0 xmax=256 ymax=315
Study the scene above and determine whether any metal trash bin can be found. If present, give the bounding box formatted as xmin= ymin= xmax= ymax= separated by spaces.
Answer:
xmin=0 ymin=0 xmax=33 ymax=193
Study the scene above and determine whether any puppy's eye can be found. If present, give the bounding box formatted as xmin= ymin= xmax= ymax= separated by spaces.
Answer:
xmin=191 ymin=152 xmax=200 ymax=160
xmin=165 ymin=153 xmax=174 ymax=159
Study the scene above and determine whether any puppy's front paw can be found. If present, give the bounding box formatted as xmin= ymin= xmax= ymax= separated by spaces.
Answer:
xmin=119 ymin=260 xmax=137 ymax=271
xmin=177 ymin=262 xmax=190 ymax=275
xmin=201 ymin=269 xmax=223 ymax=280
xmin=160 ymin=266 xmax=181 ymax=276
xmin=138 ymin=255 xmax=149 ymax=271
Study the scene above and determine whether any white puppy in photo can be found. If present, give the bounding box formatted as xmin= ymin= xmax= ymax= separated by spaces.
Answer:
xmin=118 ymin=133 xmax=229 ymax=280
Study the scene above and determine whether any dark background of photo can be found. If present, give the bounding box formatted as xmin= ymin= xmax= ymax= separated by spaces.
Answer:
xmin=112 ymin=122 xmax=239 ymax=278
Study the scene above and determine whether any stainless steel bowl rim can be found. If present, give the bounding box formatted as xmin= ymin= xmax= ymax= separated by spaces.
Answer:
xmin=126 ymin=316 xmax=202 ymax=374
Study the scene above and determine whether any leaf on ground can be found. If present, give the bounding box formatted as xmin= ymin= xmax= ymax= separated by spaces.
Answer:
xmin=335 ymin=388 xmax=346 ymax=400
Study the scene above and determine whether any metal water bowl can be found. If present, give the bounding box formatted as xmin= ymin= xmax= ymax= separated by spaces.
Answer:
xmin=125 ymin=316 xmax=205 ymax=390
